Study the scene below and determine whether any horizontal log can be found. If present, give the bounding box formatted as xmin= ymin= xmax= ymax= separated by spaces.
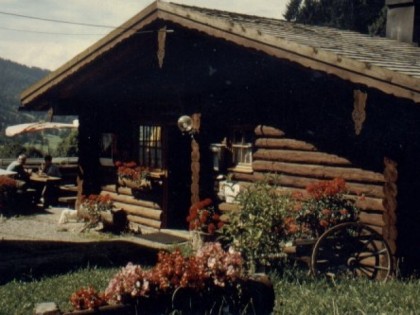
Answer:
xmin=352 ymin=196 xmax=385 ymax=212
xmin=102 ymin=184 xmax=132 ymax=196
xmin=254 ymin=125 xmax=285 ymax=137
xmin=358 ymin=211 xmax=385 ymax=227
xmin=232 ymin=172 xmax=384 ymax=199
xmin=114 ymin=201 xmax=162 ymax=220
xmin=253 ymin=149 xmax=352 ymax=166
xmin=252 ymin=161 xmax=385 ymax=183
xmin=255 ymin=138 xmax=317 ymax=151
xmin=227 ymin=178 xmax=384 ymax=212
xmin=126 ymin=214 xmax=161 ymax=229
xmin=100 ymin=191 xmax=161 ymax=210
xmin=218 ymin=202 xmax=241 ymax=212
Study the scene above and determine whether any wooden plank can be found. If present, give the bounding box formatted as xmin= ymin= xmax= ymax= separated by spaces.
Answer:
xmin=100 ymin=190 xmax=161 ymax=209
xmin=126 ymin=214 xmax=161 ymax=229
xmin=358 ymin=211 xmax=385 ymax=227
xmin=253 ymin=149 xmax=352 ymax=166
xmin=252 ymin=160 xmax=385 ymax=183
xmin=255 ymin=138 xmax=317 ymax=150
xmin=102 ymin=184 xmax=131 ymax=195
xmin=114 ymin=201 xmax=162 ymax=220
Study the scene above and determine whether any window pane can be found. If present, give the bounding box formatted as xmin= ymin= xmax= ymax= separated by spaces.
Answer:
xmin=139 ymin=125 xmax=162 ymax=168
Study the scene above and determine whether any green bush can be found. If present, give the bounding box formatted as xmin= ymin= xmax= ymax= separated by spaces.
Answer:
xmin=220 ymin=177 xmax=294 ymax=270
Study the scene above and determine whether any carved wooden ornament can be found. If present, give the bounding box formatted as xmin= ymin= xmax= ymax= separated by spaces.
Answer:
xmin=157 ymin=26 xmax=167 ymax=69
xmin=352 ymin=90 xmax=368 ymax=135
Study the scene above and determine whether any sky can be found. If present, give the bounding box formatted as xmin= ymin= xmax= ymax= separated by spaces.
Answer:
xmin=0 ymin=0 xmax=288 ymax=70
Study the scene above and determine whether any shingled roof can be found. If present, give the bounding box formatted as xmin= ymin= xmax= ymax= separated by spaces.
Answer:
xmin=21 ymin=0 xmax=420 ymax=107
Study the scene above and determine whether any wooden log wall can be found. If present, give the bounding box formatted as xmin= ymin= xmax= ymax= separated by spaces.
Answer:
xmin=101 ymin=185 xmax=163 ymax=231
xmin=224 ymin=125 xmax=397 ymax=255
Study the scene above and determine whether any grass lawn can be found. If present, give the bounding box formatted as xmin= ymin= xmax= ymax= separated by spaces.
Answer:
xmin=0 ymin=265 xmax=419 ymax=315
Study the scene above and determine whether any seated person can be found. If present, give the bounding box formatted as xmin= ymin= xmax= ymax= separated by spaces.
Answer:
xmin=40 ymin=155 xmax=62 ymax=178
xmin=6 ymin=154 xmax=31 ymax=189
xmin=40 ymin=155 xmax=62 ymax=208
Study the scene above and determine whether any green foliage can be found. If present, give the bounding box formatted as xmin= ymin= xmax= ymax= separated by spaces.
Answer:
xmin=0 ymin=140 xmax=25 ymax=158
xmin=220 ymin=177 xmax=294 ymax=269
xmin=54 ymin=130 xmax=78 ymax=157
xmin=271 ymin=270 xmax=420 ymax=314
xmin=0 ymin=267 xmax=118 ymax=314
xmin=1 ymin=266 xmax=420 ymax=314
xmin=284 ymin=0 xmax=302 ymax=22
xmin=284 ymin=0 xmax=386 ymax=35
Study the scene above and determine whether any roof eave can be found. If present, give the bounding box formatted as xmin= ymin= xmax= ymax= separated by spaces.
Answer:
xmin=20 ymin=0 xmax=160 ymax=108
xmin=21 ymin=0 xmax=420 ymax=108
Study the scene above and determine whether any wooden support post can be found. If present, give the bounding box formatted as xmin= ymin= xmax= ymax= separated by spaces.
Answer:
xmin=190 ymin=113 xmax=201 ymax=205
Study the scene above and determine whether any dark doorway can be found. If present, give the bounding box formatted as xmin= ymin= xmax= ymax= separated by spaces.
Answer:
xmin=166 ymin=126 xmax=192 ymax=229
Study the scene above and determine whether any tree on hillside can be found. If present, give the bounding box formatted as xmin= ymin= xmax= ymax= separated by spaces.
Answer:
xmin=55 ymin=130 xmax=78 ymax=157
xmin=284 ymin=0 xmax=387 ymax=36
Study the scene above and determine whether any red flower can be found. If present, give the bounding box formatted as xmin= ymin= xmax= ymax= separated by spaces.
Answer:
xmin=319 ymin=219 xmax=329 ymax=228
xmin=339 ymin=209 xmax=348 ymax=215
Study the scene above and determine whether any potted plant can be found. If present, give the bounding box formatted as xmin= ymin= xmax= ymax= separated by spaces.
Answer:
xmin=186 ymin=198 xmax=224 ymax=250
xmin=79 ymin=194 xmax=115 ymax=230
xmin=115 ymin=161 xmax=152 ymax=192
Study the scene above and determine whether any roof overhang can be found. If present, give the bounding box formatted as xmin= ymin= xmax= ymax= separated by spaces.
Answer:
xmin=21 ymin=0 xmax=420 ymax=109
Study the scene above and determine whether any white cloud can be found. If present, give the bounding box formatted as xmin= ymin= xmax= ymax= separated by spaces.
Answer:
xmin=0 ymin=0 xmax=288 ymax=70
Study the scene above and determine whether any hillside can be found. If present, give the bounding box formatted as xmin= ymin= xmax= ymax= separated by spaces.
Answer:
xmin=0 ymin=57 xmax=49 ymax=134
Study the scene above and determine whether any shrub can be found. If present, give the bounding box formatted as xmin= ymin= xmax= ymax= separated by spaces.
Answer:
xmin=220 ymin=177 xmax=294 ymax=270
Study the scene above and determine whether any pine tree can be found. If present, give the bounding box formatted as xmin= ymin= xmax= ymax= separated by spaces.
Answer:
xmin=283 ymin=0 xmax=386 ymax=35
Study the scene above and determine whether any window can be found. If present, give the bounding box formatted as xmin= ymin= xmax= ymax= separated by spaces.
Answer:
xmin=230 ymin=126 xmax=253 ymax=171
xmin=139 ymin=125 xmax=162 ymax=169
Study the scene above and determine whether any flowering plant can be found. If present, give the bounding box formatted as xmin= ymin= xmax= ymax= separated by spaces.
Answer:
xmin=186 ymin=198 xmax=224 ymax=235
xmin=104 ymin=243 xmax=245 ymax=306
xmin=286 ymin=178 xmax=359 ymax=239
xmin=115 ymin=161 xmax=151 ymax=190
xmin=70 ymin=286 xmax=107 ymax=310
xmin=80 ymin=194 xmax=114 ymax=228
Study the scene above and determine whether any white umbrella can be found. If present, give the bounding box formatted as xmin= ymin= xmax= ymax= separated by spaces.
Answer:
xmin=5 ymin=120 xmax=79 ymax=137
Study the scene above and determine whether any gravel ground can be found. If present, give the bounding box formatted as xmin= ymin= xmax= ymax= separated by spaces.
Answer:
xmin=0 ymin=207 xmax=90 ymax=242
xmin=0 ymin=207 xmax=189 ymax=284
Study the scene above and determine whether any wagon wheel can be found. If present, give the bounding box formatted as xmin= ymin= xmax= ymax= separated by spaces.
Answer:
xmin=310 ymin=222 xmax=393 ymax=281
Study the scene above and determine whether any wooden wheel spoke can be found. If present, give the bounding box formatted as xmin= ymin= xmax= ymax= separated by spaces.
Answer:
xmin=357 ymin=248 xmax=388 ymax=260
xmin=356 ymin=265 xmax=375 ymax=278
xmin=357 ymin=263 xmax=390 ymax=271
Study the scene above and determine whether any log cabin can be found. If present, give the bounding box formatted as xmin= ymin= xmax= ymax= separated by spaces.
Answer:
xmin=19 ymin=1 xmax=420 ymax=274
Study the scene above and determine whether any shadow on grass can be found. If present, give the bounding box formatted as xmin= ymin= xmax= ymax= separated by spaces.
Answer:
xmin=0 ymin=239 xmax=158 ymax=285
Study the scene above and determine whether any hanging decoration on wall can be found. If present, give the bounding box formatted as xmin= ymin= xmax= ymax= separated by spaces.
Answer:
xmin=157 ymin=26 xmax=167 ymax=69
xmin=352 ymin=89 xmax=368 ymax=135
